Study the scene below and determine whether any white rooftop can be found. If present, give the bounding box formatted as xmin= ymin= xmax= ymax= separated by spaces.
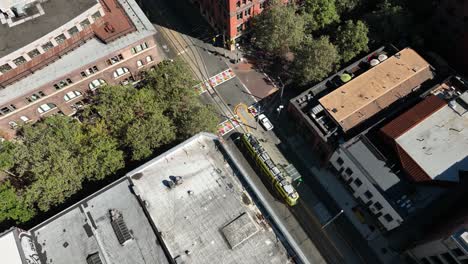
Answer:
xmin=0 ymin=229 xmax=23 ymax=264
xmin=129 ymin=133 xmax=290 ymax=264
xmin=396 ymin=104 xmax=468 ymax=182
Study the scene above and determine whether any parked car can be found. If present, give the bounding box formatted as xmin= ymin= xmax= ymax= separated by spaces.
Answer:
xmin=258 ymin=114 xmax=273 ymax=131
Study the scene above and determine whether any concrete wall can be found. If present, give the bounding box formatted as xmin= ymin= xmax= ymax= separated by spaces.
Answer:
xmin=0 ymin=35 xmax=161 ymax=139
xmin=329 ymin=148 xmax=404 ymax=231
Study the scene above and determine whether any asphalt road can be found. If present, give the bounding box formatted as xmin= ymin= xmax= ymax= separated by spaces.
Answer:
xmin=140 ymin=0 xmax=256 ymax=110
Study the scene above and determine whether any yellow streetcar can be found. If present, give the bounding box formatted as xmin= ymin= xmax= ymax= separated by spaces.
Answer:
xmin=239 ymin=133 xmax=299 ymax=206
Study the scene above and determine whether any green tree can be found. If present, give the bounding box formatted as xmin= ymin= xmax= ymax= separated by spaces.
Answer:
xmin=335 ymin=20 xmax=369 ymax=63
xmin=0 ymin=141 xmax=15 ymax=171
xmin=252 ymin=1 xmax=305 ymax=55
xmin=302 ymin=0 xmax=339 ymax=32
xmin=335 ymin=0 xmax=361 ymax=14
xmin=0 ymin=181 xmax=35 ymax=223
xmin=80 ymin=122 xmax=125 ymax=180
xmin=14 ymin=116 xmax=86 ymax=211
xmin=365 ymin=0 xmax=412 ymax=43
xmin=143 ymin=60 xmax=218 ymax=139
xmin=143 ymin=59 xmax=198 ymax=113
xmin=292 ymin=36 xmax=340 ymax=86
xmin=91 ymin=85 xmax=176 ymax=160
xmin=173 ymin=103 xmax=219 ymax=139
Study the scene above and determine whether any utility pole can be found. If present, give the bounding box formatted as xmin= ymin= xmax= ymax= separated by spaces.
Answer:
xmin=322 ymin=209 xmax=344 ymax=229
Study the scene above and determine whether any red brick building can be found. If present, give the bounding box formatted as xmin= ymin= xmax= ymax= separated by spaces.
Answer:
xmin=190 ymin=0 xmax=267 ymax=48
xmin=0 ymin=0 xmax=163 ymax=139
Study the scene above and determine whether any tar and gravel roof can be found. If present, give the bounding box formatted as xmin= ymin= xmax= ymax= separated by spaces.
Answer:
xmin=319 ymin=48 xmax=433 ymax=131
xmin=128 ymin=133 xmax=290 ymax=264
xmin=30 ymin=178 xmax=169 ymax=264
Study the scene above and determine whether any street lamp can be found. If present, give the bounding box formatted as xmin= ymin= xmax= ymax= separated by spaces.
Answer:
xmin=276 ymin=105 xmax=284 ymax=118
xmin=322 ymin=209 xmax=344 ymax=229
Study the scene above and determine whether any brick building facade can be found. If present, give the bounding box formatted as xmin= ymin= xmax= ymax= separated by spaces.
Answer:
xmin=0 ymin=0 xmax=162 ymax=138
xmin=191 ymin=0 xmax=266 ymax=47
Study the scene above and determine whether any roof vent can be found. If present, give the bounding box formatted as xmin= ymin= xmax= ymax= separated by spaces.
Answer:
xmin=110 ymin=209 xmax=133 ymax=245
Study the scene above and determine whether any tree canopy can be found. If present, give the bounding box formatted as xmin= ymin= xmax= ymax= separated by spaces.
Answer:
xmin=252 ymin=1 xmax=305 ymax=55
xmin=335 ymin=20 xmax=369 ymax=63
xmin=0 ymin=59 xmax=218 ymax=224
xmin=301 ymin=0 xmax=339 ymax=32
xmin=0 ymin=181 xmax=35 ymax=223
xmin=292 ymin=36 xmax=340 ymax=85
xmin=365 ymin=0 xmax=412 ymax=43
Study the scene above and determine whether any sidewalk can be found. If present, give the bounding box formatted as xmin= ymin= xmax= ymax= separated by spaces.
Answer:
xmin=270 ymin=108 xmax=404 ymax=264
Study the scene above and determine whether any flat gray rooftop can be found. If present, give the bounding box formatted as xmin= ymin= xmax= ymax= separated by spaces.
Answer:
xmin=346 ymin=139 xmax=400 ymax=191
xmin=0 ymin=0 xmax=156 ymax=105
xmin=0 ymin=0 xmax=98 ymax=58
xmin=129 ymin=133 xmax=290 ymax=264
xmin=396 ymin=105 xmax=468 ymax=182
xmin=31 ymin=178 xmax=169 ymax=264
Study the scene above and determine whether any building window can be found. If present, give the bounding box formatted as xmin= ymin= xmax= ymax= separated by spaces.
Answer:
xmin=345 ymin=168 xmax=353 ymax=176
xmin=64 ymin=91 xmax=82 ymax=102
xmin=38 ymin=103 xmax=57 ymax=114
xmin=80 ymin=19 xmax=91 ymax=29
xmin=441 ymin=253 xmax=458 ymax=264
xmin=13 ymin=56 xmax=27 ymax=66
xmin=452 ymin=248 xmax=464 ymax=257
xmin=20 ymin=116 xmax=30 ymax=122
xmin=245 ymin=8 xmax=251 ymax=16
xmin=0 ymin=107 xmax=11 ymax=115
xmin=68 ymin=26 xmax=79 ymax=36
xmin=81 ymin=66 xmax=99 ymax=77
xmin=113 ymin=67 xmax=129 ymax=78
xmin=237 ymin=12 xmax=243 ymax=19
xmin=55 ymin=34 xmax=67 ymax=44
xmin=260 ymin=1 xmax=265 ymax=8
xmin=107 ymin=54 xmax=124 ymax=65
xmin=236 ymin=24 xmax=243 ymax=35
xmin=137 ymin=60 xmax=143 ymax=67
xmin=89 ymin=79 xmax=107 ymax=90
xmin=26 ymin=91 xmax=46 ymax=103
xmin=131 ymin=42 xmax=149 ymax=54
xmin=27 ymin=49 xmax=41 ymax=58
xmin=353 ymin=178 xmax=362 ymax=187
xmin=429 ymin=256 xmax=443 ymax=264
xmin=146 ymin=55 xmax=153 ymax=62
xmin=236 ymin=1 xmax=240 ymax=7
xmin=364 ymin=191 xmax=373 ymax=199
xmin=42 ymin=41 xmax=54 ymax=51
xmin=374 ymin=202 xmax=383 ymax=211
xmin=92 ymin=11 xmax=102 ymax=20
xmin=0 ymin=64 xmax=12 ymax=74
xmin=54 ymin=79 xmax=72 ymax=90
xmin=9 ymin=121 xmax=18 ymax=129
xmin=383 ymin=214 xmax=393 ymax=222
xmin=242 ymin=0 xmax=246 ymax=4
xmin=336 ymin=157 xmax=344 ymax=166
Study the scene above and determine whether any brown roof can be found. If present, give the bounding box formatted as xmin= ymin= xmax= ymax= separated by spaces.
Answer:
xmin=395 ymin=145 xmax=432 ymax=182
xmin=319 ymin=48 xmax=433 ymax=132
xmin=380 ymin=95 xmax=447 ymax=140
